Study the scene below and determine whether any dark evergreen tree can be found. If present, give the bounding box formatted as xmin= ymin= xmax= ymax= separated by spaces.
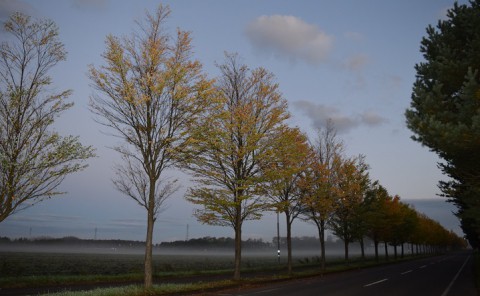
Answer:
xmin=405 ymin=0 xmax=480 ymax=248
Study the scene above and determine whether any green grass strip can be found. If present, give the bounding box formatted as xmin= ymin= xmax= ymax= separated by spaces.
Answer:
xmin=40 ymin=280 xmax=237 ymax=296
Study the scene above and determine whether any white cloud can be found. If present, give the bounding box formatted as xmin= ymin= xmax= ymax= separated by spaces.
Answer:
xmin=246 ymin=15 xmax=333 ymax=65
xmin=294 ymin=100 xmax=387 ymax=134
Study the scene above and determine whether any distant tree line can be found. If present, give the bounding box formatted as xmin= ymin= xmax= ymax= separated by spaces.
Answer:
xmin=0 ymin=236 xmax=145 ymax=248
xmin=159 ymin=236 xmax=268 ymax=250
xmin=0 ymin=235 xmax=335 ymax=250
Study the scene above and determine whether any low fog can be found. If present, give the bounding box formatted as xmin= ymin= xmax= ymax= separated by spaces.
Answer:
xmin=0 ymin=236 xmax=403 ymax=261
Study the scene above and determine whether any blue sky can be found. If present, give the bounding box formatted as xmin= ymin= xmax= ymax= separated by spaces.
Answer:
xmin=0 ymin=0 xmax=466 ymax=243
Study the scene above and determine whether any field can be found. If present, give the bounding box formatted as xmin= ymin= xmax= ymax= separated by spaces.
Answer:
xmin=0 ymin=251 xmax=287 ymax=278
xmin=0 ymin=247 xmax=424 ymax=295
xmin=0 ymin=243 xmax=388 ymax=294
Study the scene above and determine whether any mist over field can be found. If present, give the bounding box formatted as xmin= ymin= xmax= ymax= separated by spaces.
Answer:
xmin=0 ymin=236 xmax=400 ymax=261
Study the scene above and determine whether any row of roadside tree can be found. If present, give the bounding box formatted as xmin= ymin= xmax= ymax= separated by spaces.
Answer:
xmin=0 ymin=4 xmax=467 ymax=288
xmin=256 ymin=121 xmax=466 ymax=274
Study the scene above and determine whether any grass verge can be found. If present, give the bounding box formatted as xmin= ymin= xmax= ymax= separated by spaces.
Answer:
xmin=39 ymin=280 xmax=238 ymax=296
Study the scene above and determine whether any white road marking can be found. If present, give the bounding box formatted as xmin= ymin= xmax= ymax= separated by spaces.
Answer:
xmin=401 ymin=270 xmax=413 ymax=275
xmin=364 ymin=278 xmax=388 ymax=287
xmin=441 ymin=255 xmax=471 ymax=296
xmin=250 ymin=288 xmax=281 ymax=294
xmin=420 ymin=265 xmax=427 ymax=269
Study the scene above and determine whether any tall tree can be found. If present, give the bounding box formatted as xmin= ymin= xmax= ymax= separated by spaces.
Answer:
xmin=0 ymin=13 xmax=94 ymax=222
xmin=328 ymin=155 xmax=369 ymax=262
xmin=395 ymin=202 xmax=418 ymax=258
xmin=299 ymin=121 xmax=342 ymax=270
xmin=405 ymin=0 xmax=480 ymax=248
xmin=384 ymin=195 xmax=404 ymax=259
xmin=262 ymin=126 xmax=310 ymax=274
xmin=364 ymin=181 xmax=390 ymax=261
xmin=89 ymin=5 xmax=213 ymax=288
xmin=184 ymin=53 xmax=290 ymax=280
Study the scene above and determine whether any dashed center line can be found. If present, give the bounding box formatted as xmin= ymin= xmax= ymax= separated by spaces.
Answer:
xmin=420 ymin=265 xmax=427 ymax=269
xmin=401 ymin=270 xmax=413 ymax=275
xmin=364 ymin=278 xmax=388 ymax=287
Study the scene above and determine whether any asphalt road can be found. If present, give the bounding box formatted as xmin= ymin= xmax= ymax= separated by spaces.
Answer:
xmin=211 ymin=250 xmax=476 ymax=296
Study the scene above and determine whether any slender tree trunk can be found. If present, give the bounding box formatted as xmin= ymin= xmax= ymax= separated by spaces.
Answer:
xmin=344 ymin=240 xmax=349 ymax=262
xmin=317 ymin=219 xmax=326 ymax=271
xmin=374 ymin=240 xmax=379 ymax=262
xmin=233 ymin=204 xmax=242 ymax=280
xmin=360 ymin=237 xmax=365 ymax=261
xmin=286 ymin=213 xmax=293 ymax=275
xmin=144 ymin=181 xmax=156 ymax=288
xmin=401 ymin=243 xmax=404 ymax=258
xmin=394 ymin=244 xmax=398 ymax=260
xmin=384 ymin=241 xmax=389 ymax=261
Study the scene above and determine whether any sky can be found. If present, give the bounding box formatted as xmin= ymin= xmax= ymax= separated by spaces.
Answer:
xmin=0 ymin=0 xmax=467 ymax=243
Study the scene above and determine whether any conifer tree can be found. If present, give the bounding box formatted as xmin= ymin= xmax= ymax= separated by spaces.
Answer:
xmin=405 ymin=0 xmax=480 ymax=248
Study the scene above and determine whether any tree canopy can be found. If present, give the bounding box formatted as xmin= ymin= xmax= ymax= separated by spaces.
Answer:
xmin=405 ymin=0 xmax=480 ymax=248
xmin=89 ymin=5 xmax=213 ymax=288
xmin=0 ymin=13 xmax=94 ymax=222
xmin=184 ymin=53 xmax=290 ymax=280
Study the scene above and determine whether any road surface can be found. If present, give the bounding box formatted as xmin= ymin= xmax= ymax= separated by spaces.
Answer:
xmin=210 ymin=250 xmax=476 ymax=296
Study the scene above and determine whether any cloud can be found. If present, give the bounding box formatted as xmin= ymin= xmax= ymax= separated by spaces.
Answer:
xmin=294 ymin=100 xmax=387 ymax=133
xmin=246 ymin=15 xmax=333 ymax=65
xmin=0 ymin=0 xmax=35 ymax=21
xmin=360 ymin=111 xmax=387 ymax=126
xmin=344 ymin=53 xmax=369 ymax=72
xmin=342 ymin=53 xmax=370 ymax=90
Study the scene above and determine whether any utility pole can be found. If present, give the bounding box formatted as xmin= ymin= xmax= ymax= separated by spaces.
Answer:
xmin=277 ymin=211 xmax=280 ymax=263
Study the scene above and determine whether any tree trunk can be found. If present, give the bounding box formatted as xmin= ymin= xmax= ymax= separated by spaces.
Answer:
xmin=286 ymin=213 xmax=293 ymax=275
xmin=233 ymin=204 xmax=242 ymax=280
xmin=344 ymin=240 xmax=349 ymax=262
xmin=144 ymin=183 xmax=156 ymax=288
xmin=401 ymin=243 xmax=404 ymax=258
xmin=374 ymin=240 xmax=379 ymax=262
xmin=384 ymin=241 xmax=389 ymax=261
xmin=394 ymin=244 xmax=398 ymax=259
xmin=317 ymin=220 xmax=326 ymax=271
xmin=360 ymin=237 xmax=365 ymax=261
